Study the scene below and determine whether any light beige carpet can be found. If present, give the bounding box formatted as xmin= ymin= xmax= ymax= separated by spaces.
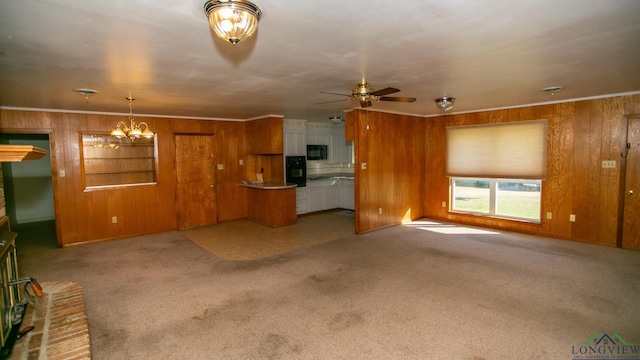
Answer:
xmin=181 ymin=210 xmax=355 ymax=260
xmin=15 ymin=217 xmax=640 ymax=359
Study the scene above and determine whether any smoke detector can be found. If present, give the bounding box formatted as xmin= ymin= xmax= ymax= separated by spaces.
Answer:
xmin=73 ymin=88 xmax=98 ymax=99
xmin=542 ymin=86 xmax=563 ymax=95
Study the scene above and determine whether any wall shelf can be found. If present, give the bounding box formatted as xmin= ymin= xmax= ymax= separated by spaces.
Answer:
xmin=81 ymin=134 xmax=157 ymax=188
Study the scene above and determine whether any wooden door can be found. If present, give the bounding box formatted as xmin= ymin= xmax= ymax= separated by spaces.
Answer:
xmin=622 ymin=118 xmax=640 ymax=250
xmin=175 ymin=135 xmax=217 ymax=229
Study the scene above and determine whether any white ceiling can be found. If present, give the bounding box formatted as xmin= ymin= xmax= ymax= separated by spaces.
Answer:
xmin=1 ymin=0 xmax=639 ymax=123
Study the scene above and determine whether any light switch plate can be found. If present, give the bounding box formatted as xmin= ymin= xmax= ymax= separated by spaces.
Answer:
xmin=217 ymin=164 xmax=224 ymax=170
xmin=602 ymin=160 xmax=616 ymax=168
xmin=361 ymin=162 xmax=367 ymax=170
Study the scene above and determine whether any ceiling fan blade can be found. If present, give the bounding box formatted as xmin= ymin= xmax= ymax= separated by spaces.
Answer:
xmin=320 ymin=91 xmax=352 ymax=97
xmin=360 ymin=100 xmax=372 ymax=108
xmin=317 ymin=99 xmax=351 ymax=104
xmin=370 ymin=87 xmax=400 ymax=97
xmin=379 ymin=96 xmax=417 ymax=103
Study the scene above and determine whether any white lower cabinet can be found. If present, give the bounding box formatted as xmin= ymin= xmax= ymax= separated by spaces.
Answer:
xmin=340 ymin=179 xmax=355 ymax=211
xmin=308 ymin=184 xmax=324 ymax=212
xmin=324 ymin=182 xmax=340 ymax=209
xmin=296 ymin=187 xmax=309 ymax=214
xmin=307 ymin=178 xmax=353 ymax=212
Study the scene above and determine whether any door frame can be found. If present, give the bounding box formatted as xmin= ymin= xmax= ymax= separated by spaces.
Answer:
xmin=0 ymin=129 xmax=60 ymax=247
xmin=616 ymin=113 xmax=640 ymax=248
xmin=173 ymin=132 xmax=217 ymax=229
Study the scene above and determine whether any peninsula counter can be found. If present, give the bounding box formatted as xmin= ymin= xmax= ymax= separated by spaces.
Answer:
xmin=240 ymin=182 xmax=298 ymax=227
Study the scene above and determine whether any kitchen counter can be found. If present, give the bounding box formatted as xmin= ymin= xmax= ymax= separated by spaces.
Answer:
xmin=239 ymin=182 xmax=298 ymax=189
xmin=307 ymin=173 xmax=355 ymax=181
xmin=240 ymin=182 xmax=297 ymax=227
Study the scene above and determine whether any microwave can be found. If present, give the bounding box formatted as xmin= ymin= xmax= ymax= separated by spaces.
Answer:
xmin=307 ymin=144 xmax=328 ymax=160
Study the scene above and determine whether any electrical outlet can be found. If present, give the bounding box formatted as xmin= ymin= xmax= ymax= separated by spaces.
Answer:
xmin=546 ymin=212 xmax=552 ymax=219
xmin=570 ymin=214 xmax=576 ymax=222
xmin=59 ymin=170 xmax=66 ymax=177
xmin=217 ymin=164 xmax=224 ymax=170
xmin=602 ymin=160 xmax=616 ymax=168
xmin=441 ymin=201 xmax=447 ymax=208
xmin=361 ymin=162 xmax=367 ymax=170
xmin=112 ymin=216 xmax=117 ymax=224
xmin=239 ymin=159 xmax=243 ymax=165
xmin=378 ymin=208 xmax=382 ymax=214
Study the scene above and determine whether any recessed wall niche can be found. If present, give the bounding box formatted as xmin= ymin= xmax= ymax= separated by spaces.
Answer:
xmin=80 ymin=133 xmax=157 ymax=189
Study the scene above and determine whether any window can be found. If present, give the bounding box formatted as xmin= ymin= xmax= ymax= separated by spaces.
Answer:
xmin=81 ymin=133 xmax=157 ymax=189
xmin=451 ymin=178 xmax=542 ymax=222
xmin=446 ymin=120 xmax=547 ymax=223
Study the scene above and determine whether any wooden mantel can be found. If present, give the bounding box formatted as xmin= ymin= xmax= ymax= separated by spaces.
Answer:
xmin=0 ymin=144 xmax=48 ymax=162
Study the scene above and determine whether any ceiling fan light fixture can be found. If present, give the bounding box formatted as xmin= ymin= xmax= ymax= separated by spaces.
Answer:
xmin=435 ymin=97 xmax=455 ymax=112
xmin=204 ymin=0 xmax=262 ymax=44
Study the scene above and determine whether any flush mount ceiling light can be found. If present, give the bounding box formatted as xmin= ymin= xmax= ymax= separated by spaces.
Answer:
xmin=329 ymin=116 xmax=343 ymax=123
xmin=542 ymin=86 xmax=563 ymax=95
xmin=110 ymin=97 xmax=154 ymax=140
xmin=204 ymin=0 xmax=262 ymax=44
xmin=435 ymin=97 xmax=455 ymax=112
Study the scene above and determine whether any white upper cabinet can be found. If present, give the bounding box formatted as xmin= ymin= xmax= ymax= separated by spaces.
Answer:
xmin=331 ymin=133 xmax=353 ymax=164
xmin=283 ymin=119 xmax=307 ymax=156
xmin=307 ymin=122 xmax=352 ymax=164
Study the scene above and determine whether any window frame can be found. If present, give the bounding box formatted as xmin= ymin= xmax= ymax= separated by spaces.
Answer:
xmin=450 ymin=177 xmax=543 ymax=223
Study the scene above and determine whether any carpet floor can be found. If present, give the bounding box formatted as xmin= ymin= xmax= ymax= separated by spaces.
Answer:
xmin=13 ymin=217 xmax=640 ymax=360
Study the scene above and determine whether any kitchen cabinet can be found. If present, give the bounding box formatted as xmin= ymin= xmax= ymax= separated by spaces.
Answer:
xmin=325 ymin=181 xmax=340 ymax=209
xmin=246 ymin=117 xmax=283 ymax=154
xmin=296 ymin=186 xmax=309 ymax=214
xmin=307 ymin=134 xmax=330 ymax=146
xmin=308 ymin=183 xmax=325 ymax=212
xmin=339 ymin=178 xmax=354 ymax=211
xmin=243 ymin=184 xmax=297 ymax=227
xmin=283 ymin=119 xmax=307 ymax=156
xmin=307 ymin=179 xmax=342 ymax=212
xmin=307 ymin=122 xmax=352 ymax=164
xmin=330 ymin=134 xmax=353 ymax=164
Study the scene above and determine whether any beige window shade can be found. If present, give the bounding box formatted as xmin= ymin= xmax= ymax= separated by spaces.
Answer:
xmin=446 ymin=119 xmax=547 ymax=179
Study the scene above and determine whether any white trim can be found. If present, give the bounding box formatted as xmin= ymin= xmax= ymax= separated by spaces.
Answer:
xmin=2 ymin=91 xmax=638 ymax=121
xmin=423 ymin=90 xmax=640 ymax=118
xmin=0 ymin=106 xmax=284 ymax=122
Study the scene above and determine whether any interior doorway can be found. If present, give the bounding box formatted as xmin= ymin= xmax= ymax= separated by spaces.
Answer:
xmin=621 ymin=116 xmax=640 ymax=250
xmin=0 ymin=133 xmax=57 ymax=249
xmin=175 ymin=134 xmax=218 ymax=229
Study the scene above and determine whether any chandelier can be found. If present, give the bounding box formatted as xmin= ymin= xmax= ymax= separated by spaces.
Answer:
xmin=435 ymin=97 xmax=455 ymax=112
xmin=204 ymin=0 xmax=262 ymax=44
xmin=110 ymin=97 xmax=154 ymax=140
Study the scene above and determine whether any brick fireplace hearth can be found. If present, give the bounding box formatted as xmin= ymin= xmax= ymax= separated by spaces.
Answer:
xmin=9 ymin=281 xmax=90 ymax=359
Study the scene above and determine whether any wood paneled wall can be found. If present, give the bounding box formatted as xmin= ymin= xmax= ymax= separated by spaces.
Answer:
xmin=424 ymin=95 xmax=640 ymax=246
xmin=347 ymin=110 xmax=425 ymax=233
xmin=348 ymin=95 xmax=640 ymax=246
xmin=0 ymin=109 xmax=248 ymax=246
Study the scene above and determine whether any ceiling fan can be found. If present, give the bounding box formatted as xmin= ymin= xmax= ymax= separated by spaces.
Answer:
xmin=319 ymin=81 xmax=417 ymax=108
